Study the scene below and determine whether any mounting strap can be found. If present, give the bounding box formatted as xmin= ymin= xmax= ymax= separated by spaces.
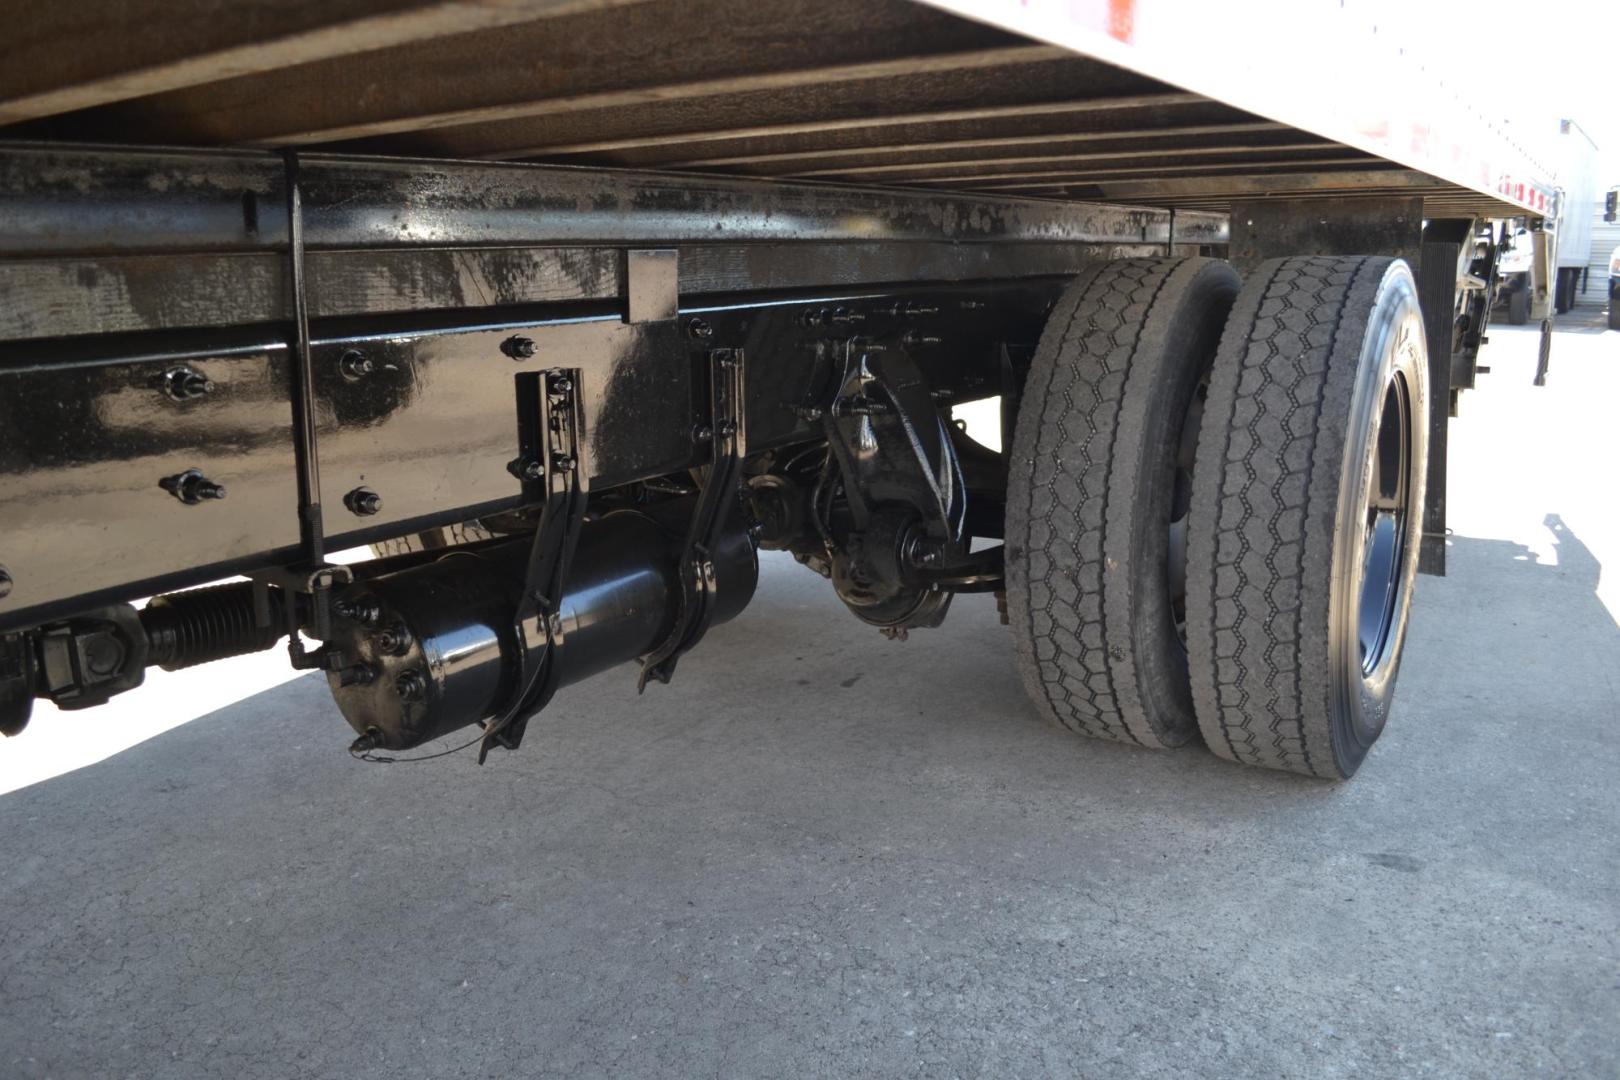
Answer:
xmin=638 ymin=347 xmax=747 ymax=689
xmin=281 ymin=150 xmax=325 ymax=566
xmin=480 ymin=367 xmax=588 ymax=759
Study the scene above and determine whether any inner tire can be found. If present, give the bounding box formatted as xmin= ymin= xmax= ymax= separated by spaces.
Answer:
xmin=1185 ymin=256 xmax=1429 ymax=779
xmin=1006 ymin=258 xmax=1240 ymax=749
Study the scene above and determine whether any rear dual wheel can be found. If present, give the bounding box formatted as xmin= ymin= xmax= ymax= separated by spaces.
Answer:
xmin=1006 ymin=258 xmax=1239 ymax=749
xmin=1007 ymin=256 xmax=1428 ymax=779
xmin=1187 ymin=257 xmax=1428 ymax=779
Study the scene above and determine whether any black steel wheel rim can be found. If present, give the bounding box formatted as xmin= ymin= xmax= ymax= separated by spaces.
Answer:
xmin=1357 ymin=370 xmax=1411 ymax=678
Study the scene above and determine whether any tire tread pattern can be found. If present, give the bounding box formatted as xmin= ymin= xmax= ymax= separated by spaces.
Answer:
xmin=1007 ymin=258 xmax=1194 ymax=748
xmin=1186 ymin=255 xmax=1387 ymax=778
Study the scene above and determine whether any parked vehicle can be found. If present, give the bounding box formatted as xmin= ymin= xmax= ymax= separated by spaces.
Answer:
xmin=1496 ymin=224 xmax=1539 ymax=325
xmin=0 ymin=0 xmax=1559 ymax=779
xmin=1552 ymin=121 xmax=1602 ymax=315
xmin=1491 ymin=120 xmax=1600 ymax=324
xmin=1610 ymin=246 xmax=1620 ymax=330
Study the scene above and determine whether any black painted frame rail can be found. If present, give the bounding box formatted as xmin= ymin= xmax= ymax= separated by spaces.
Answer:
xmin=0 ymin=142 xmax=1227 ymax=258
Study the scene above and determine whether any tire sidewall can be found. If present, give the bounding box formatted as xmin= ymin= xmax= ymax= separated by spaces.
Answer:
xmin=1127 ymin=262 xmax=1240 ymax=736
xmin=1329 ymin=261 xmax=1428 ymax=773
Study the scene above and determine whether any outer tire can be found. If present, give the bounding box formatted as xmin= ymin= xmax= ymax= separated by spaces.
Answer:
xmin=1006 ymin=258 xmax=1240 ymax=748
xmin=1186 ymin=257 xmax=1429 ymax=779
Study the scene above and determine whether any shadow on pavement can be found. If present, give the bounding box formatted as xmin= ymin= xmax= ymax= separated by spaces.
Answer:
xmin=1 ymin=538 xmax=1615 ymax=1078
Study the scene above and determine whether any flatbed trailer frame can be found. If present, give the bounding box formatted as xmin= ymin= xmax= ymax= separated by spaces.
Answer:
xmin=0 ymin=0 xmax=1558 ymax=778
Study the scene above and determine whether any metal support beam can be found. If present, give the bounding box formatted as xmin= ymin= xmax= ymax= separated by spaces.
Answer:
xmin=0 ymin=144 xmax=1228 ymax=258
xmin=1228 ymin=197 xmax=1422 ymax=274
xmin=532 ymin=94 xmax=1215 ymax=162
xmin=791 ymin=141 xmax=1338 ymax=181
xmin=0 ymin=0 xmax=638 ymax=125
xmin=1415 ymin=221 xmax=1474 ymax=577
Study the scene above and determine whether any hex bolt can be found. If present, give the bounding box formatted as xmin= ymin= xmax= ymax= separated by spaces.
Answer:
xmin=691 ymin=424 xmax=714 ymax=443
xmin=79 ymin=630 xmax=127 ymax=678
xmin=344 ymin=487 xmax=382 ymax=516
xmin=375 ymin=622 xmax=413 ymax=657
xmin=394 ymin=670 xmax=426 ymax=701
xmin=338 ymin=349 xmax=375 ymax=382
xmin=501 ymin=335 xmax=537 ymax=360
xmin=551 ymin=454 xmax=575 ymax=473
xmin=342 ymin=596 xmax=382 ymax=627
xmin=0 ymin=566 xmax=12 ymax=600
xmin=161 ymin=365 xmax=215 ymax=401
xmin=687 ymin=317 xmax=714 ymax=340
xmin=336 ymin=663 xmax=377 ymax=688
xmin=549 ymin=375 xmax=573 ymax=394
xmin=716 ymin=420 xmax=738 ymax=437
xmin=506 ymin=456 xmax=544 ymax=481
xmin=159 ymin=468 xmax=226 ymax=504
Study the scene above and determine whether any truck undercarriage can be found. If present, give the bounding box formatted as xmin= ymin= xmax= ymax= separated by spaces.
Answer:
xmin=0 ymin=0 xmax=1557 ymax=778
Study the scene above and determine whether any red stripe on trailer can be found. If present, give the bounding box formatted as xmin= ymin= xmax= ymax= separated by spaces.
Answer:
xmin=1107 ymin=0 xmax=1135 ymax=43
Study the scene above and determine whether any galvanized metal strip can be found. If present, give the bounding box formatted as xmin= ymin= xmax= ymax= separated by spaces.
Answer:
xmin=0 ymin=144 xmax=1227 ymax=257
xmin=0 ymin=241 xmax=1202 ymax=342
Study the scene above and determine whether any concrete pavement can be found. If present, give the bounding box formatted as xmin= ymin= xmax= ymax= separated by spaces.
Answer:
xmin=2 ymin=318 xmax=1617 ymax=1078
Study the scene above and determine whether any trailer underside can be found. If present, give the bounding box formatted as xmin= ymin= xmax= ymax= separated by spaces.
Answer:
xmin=0 ymin=0 xmax=1547 ymax=777
xmin=3 ymin=0 xmax=1548 ymax=218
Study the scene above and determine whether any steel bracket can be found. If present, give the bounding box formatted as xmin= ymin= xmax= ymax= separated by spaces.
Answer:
xmin=480 ymin=367 xmax=589 ymax=758
xmin=622 ymin=248 xmax=679 ymax=324
xmin=638 ymin=347 xmax=747 ymax=689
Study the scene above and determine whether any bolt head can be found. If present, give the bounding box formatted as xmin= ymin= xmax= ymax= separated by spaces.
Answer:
xmin=162 ymin=365 xmax=215 ymax=401
xmin=502 ymin=335 xmax=537 ymax=360
xmin=394 ymin=671 xmax=426 ymax=701
xmin=376 ymin=622 xmax=412 ymax=656
xmin=337 ymin=663 xmax=377 ymax=688
xmin=82 ymin=631 xmax=126 ymax=677
xmin=345 ymin=487 xmax=382 ymax=516
xmin=339 ymin=350 xmax=375 ymax=381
